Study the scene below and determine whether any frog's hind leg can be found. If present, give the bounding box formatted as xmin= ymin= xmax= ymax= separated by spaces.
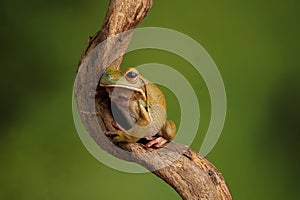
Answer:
xmin=105 ymin=130 xmax=139 ymax=143
xmin=161 ymin=120 xmax=176 ymax=141
xmin=144 ymin=120 xmax=176 ymax=148
xmin=104 ymin=130 xmax=126 ymax=142
xmin=105 ymin=121 xmax=140 ymax=143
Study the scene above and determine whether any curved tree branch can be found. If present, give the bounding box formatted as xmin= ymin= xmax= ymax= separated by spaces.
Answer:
xmin=75 ymin=0 xmax=232 ymax=199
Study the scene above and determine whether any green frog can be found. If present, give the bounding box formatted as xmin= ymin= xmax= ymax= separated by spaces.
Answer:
xmin=100 ymin=66 xmax=176 ymax=148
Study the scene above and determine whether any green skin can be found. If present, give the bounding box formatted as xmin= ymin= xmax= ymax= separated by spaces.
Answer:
xmin=100 ymin=66 xmax=176 ymax=148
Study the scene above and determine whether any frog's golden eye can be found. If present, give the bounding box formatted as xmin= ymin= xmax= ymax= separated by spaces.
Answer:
xmin=125 ymin=71 xmax=138 ymax=83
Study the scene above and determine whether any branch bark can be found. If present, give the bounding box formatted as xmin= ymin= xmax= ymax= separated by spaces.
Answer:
xmin=75 ymin=0 xmax=232 ymax=199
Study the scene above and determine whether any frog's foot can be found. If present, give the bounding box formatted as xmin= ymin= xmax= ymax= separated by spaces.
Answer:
xmin=104 ymin=130 xmax=126 ymax=143
xmin=104 ymin=130 xmax=118 ymax=138
xmin=145 ymin=137 xmax=168 ymax=148
xmin=105 ymin=129 xmax=140 ymax=143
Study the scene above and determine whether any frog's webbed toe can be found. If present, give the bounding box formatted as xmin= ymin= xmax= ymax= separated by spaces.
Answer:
xmin=104 ymin=130 xmax=124 ymax=142
xmin=145 ymin=137 xmax=168 ymax=148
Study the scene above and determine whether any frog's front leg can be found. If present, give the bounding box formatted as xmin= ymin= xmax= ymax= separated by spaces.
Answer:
xmin=145 ymin=120 xmax=176 ymax=148
xmin=136 ymin=99 xmax=151 ymax=126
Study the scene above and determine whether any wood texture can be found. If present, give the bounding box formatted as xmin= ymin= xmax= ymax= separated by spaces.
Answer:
xmin=75 ymin=0 xmax=232 ymax=199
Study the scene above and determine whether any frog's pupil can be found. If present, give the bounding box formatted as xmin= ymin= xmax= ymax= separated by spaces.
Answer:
xmin=127 ymin=72 xmax=137 ymax=79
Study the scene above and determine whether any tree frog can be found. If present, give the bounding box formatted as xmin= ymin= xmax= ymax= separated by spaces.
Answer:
xmin=100 ymin=66 xmax=176 ymax=148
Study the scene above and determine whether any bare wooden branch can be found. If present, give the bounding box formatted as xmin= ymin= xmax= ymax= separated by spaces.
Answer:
xmin=75 ymin=0 xmax=232 ymax=199
xmin=78 ymin=0 xmax=153 ymax=69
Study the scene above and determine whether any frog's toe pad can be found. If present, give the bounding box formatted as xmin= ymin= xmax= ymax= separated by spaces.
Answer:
xmin=104 ymin=131 xmax=125 ymax=143
xmin=104 ymin=131 xmax=117 ymax=137
xmin=145 ymin=137 xmax=168 ymax=148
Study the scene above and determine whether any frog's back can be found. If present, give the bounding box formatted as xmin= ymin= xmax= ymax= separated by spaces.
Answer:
xmin=145 ymin=83 xmax=166 ymax=109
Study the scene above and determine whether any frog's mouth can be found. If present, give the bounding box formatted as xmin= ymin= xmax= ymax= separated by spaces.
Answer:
xmin=105 ymin=87 xmax=129 ymax=101
xmin=100 ymin=84 xmax=146 ymax=101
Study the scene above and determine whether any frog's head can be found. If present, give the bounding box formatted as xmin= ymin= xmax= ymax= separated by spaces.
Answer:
xmin=100 ymin=66 xmax=146 ymax=100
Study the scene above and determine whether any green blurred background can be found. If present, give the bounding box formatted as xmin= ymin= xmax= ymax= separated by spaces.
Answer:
xmin=1 ymin=0 xmax=299 ymax=199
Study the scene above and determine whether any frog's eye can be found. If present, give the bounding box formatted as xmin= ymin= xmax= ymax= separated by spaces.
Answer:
xmin=125 ymin=71 xmax=138 ymax=83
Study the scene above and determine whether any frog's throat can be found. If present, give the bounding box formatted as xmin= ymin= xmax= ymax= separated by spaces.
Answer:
xmin=100 ymin=84 xmax=146 ymax=100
